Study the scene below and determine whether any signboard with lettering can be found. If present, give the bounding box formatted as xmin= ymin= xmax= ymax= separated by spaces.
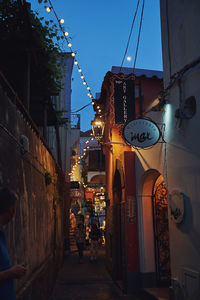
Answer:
xmin=114 ymin=77 xmax=135 ymax=124
xmin=123 ymin=118 xmax=161 ymax=148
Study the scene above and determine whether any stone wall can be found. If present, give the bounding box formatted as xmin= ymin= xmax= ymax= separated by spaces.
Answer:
xmin=0 ymin=87 xmax=69 ymax=300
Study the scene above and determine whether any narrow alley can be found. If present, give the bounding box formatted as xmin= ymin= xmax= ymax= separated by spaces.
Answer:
xmin=49 ymin=248 xmax=153 ymax=300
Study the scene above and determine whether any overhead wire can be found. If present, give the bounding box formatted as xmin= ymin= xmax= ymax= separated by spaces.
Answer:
xmin=120 ymin=0 xmax=140 ymax=71
xmin=133 ymin=0 xmax=145 ymax=73
xmin=46 ymin=0 xmax=94 ymax=100
xmin=72 ymin=102 xmax=93 ymax=113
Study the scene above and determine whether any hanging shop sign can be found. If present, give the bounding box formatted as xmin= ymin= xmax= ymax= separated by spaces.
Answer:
xmin=122 ymin=118 xmax=161 ymax=148
xmin=114 ymin=77 xmax=135 ymax=124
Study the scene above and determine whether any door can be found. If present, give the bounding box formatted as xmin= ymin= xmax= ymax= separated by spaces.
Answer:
xmin=152 ymin=177 xmax=171 ymax=285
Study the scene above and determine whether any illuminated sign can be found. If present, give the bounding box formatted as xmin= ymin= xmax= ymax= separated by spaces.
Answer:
xmin=114 ymin=77 xmax=135 ymax=124
xmin=123 ymin=118 xmax=161 ymax=148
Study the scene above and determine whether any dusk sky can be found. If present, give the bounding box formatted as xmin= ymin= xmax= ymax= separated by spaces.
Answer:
xmin=30 ymin=0 xmax=163 ymax=132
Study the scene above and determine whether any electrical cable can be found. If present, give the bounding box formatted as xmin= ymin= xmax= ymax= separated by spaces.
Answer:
xmin=45 ymin=0 xmax=94 ymax=113
xmin=72 ymin=101 xmax=93 ymax=113
xmin=120 ymin=0 xmax=140 ymax=71
xmin=133 ymin=0 xmax=145 ymax=73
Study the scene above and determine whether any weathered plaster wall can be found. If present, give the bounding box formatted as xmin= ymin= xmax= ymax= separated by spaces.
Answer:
xmin=0 ymin=88 xmax=69 ymax=300
xmin=160 ymin=0 xmax=200 ymax=297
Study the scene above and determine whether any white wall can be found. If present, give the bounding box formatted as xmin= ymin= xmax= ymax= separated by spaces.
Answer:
xmin=136 ymin=1 xmax=200 ymax=295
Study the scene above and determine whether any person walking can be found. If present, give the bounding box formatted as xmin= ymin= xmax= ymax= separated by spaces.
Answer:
xmin=74 ymin=222 xmax=86 ymax=263
xmin=89 ymin=223 xmax=101 ymax=262
xmin=0 ymin=187 xmax=27 ymax=300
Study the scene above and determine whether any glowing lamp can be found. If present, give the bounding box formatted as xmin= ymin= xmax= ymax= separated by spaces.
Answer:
xmin=91 ymin=115 xmax=105 ymax=141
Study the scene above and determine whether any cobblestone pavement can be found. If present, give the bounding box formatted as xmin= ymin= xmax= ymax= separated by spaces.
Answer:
xmin=49 ymin=248 xmax=153 ymax=300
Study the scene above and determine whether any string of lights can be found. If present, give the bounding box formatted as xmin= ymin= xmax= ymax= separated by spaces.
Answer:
xmin=44 ymin=0 xmax=94 ymax=103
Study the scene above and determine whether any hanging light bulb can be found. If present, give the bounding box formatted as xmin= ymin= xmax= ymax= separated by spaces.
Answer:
xmin=87 ymin=86 xmax=90 ymax=90
xmin=71 ymin=52 xmax=75 ymax=57
xmin=68 ymin=42 xmax=72 ymax=47
xmin=64 ymin=31 xmax=69 ymax=36
xmin=60 ymin=19 xmax=64 ymax=24
xmin=83 ymin=81 xmax=86 ymax=85
xmin=74 ymin=60 xmax=78 ymax=65
xmin=81 ymin=74 xmax=84 ymax=79
xmin=46 ymin=7 xmax=51 ymax=12
xmin=78 ymin=68 xmax=82 ymax=73
xmin=92 ymin=101 xmax=95 ymax=105
xmin=88 ymin=93 xmax=91 ymax=97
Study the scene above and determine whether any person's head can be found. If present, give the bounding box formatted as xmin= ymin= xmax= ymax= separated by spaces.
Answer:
xmin=0 ymin=188 xmax=18 ymax=225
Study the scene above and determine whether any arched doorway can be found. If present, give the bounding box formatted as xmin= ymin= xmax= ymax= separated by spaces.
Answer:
xmin=113 ymin=169 xmax=123 ymax=281
xmin=152 ymin=175 xmax=171 ymax=285
xmin=139 ymin=170 xmax=171 ymax=288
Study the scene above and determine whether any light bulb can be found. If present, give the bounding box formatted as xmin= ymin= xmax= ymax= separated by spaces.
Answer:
xmin=88 ymin=93 xmax=91 ymax=97
xmin=46 ymin=7 xmax=51 ymax=12
xmin=83 ymin=81 xmax=86 ymax=85
xmin=74 ymin=60 xmax=78 ymax=65
xmin=68 ymin=42 xmax=72 ymax=47
xmin=81 ymin=75 xmax=84 ymax=79
xmin=87 ymin=86 xmax=90 ymax=90
xmin=64 ymin=31 xmax=69 ymax=36
xmin=60 ymin=19 xmax=64 ymax=24
xmin=71 ymin=52 xmax=75 ymax=57
xmin=78 ymin=68 xmax=82 ymax=73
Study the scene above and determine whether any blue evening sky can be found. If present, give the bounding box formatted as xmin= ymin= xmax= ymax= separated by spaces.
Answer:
xmin=29 ymin=0 xmax=163 ymax=131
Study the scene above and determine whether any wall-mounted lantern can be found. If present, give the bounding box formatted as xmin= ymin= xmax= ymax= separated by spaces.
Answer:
xmin=91 ymin=115 xmax=105 ymax=141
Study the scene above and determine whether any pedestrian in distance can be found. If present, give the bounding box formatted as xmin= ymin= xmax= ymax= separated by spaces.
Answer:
xmin=89 ymin=223 xmax=101 ymax=263
xmin=0 ymin=187 xmax=27 ymax=300
xmin=74 ymin=222 xmax=86 ymax=263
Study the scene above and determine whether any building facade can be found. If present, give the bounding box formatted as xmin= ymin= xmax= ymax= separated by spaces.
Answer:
xmin=159 ymin=1 xmax=200 ymax=298
xmin=93 ymin=67 xmax=163 ymax=294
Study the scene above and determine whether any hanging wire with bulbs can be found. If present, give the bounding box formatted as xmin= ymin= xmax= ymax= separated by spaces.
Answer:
xmin=43 ymin=0 xmax=94 ymax=103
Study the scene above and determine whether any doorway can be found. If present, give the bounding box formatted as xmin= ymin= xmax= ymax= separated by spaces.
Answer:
xmin=152 ymin=175 xmax=171 ymax=285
